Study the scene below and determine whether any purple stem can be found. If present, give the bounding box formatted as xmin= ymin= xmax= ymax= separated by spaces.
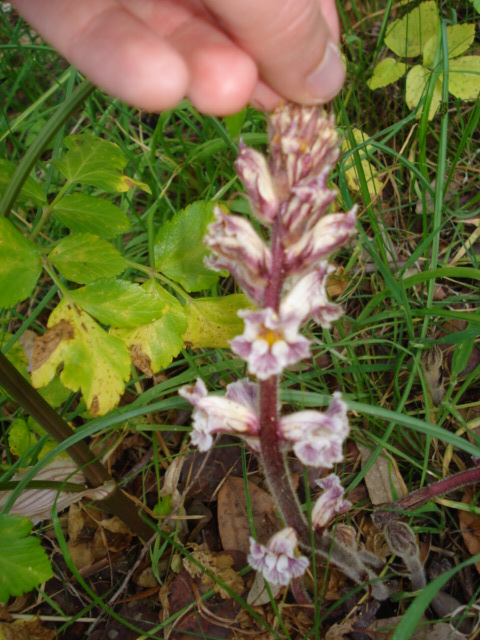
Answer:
xmin=373 ymin=464 xmax=480 ymax=525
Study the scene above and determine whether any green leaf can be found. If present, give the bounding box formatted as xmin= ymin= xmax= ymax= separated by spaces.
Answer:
xmin=448 ymin=56 xmax=480 ymax=101
xmin=54 ymin=134 xmax=151 ymax=193
xmin=0 ymin=160 xmax=46 ymax=206
xmin=0 ymin=514 xmax=53 ymax=602
xmin=468 ymin=0 xmax=480 ymax=12
xmin=8 ymin=418 xmax=33 ymax=458
xmin=69 ymin=279 xmax=167 ymax=327
xmin=31 ymin=299 xmax=130 ymax=415
xmin=0 ymin=218 xmax=42 ymax=307
xmin=52 ymin=193 xmax=131 ymax=238
xmin=38 ymin=377 xmax=73 ymax=408
xmin=111 ymin=282 xmax=187 ymax=376
xmin=406 ymin=64 xmax=443 ymax=119
xmin=182 ymin=294 xmax=250 ymax=348
xmin=423 ymin=23 xmax=475 ymax=67
xmin=223 ymin=108 xmax=247 ymax=140
xmin=385 ymin=1 xmax=439 ymax=58
xmin=367 ymin=58 xmax=407 ymax=89
xmin=451 ymin=338 xmax=476 ymax=377
xmin=49 ymin=233 xmax=126 ymax=284
xmin=154 ymin=201 xmax=220 ymax=292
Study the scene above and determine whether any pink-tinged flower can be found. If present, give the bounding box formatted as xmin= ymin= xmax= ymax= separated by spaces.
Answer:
xmin=279 ymin=392 xmax=349 ymax=467
xmin=269 ymin=105 xmax=340 ymax=193
xmin=284 ymin=207 xmax=357 ymax=275
xmin=311 ymin=474 xmax=351 ymax=530
xmin=248 ymin=527 xmax=309 ymax=586
xmin=281 ymin=263 xmax=343 ymax=329
xmin=231 ymin=308 xmax=311 ymax=380
xmin=281 ymin=173 xmax=338 ymax=240
xmin=235 ymin=142 xmax=279 ymax=224
xmin=179 ymin=378 xmax=259 ymax=451
xmin=204 ymin=206 xmax=271 ymax=305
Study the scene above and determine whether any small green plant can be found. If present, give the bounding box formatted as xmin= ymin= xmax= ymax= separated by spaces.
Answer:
xmin=1 ymin=134 xmax=248 ymax=417
xmin=368 ymin=1 xmax=480 ymax=119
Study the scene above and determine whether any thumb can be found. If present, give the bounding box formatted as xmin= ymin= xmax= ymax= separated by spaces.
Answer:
xmin=205 ymin=0 xmax=345 ymax=105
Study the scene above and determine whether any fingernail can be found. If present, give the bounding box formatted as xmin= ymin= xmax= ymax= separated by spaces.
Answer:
xmin=306 ymin=41 xmax=345 ymax=103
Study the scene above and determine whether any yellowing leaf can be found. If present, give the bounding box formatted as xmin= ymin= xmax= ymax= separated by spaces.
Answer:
xmin=182 ymin=294 xmax=250 ymax=348
xmin=342 ymin=128 xmax=383 ymax=197
xmin=111 ymin=282 xmax=187 ymax=377
xmin=385 ymin=1 xmax=439 ymax=58
xmin=368 ymin=58 xmax=407 ymax=90
xmin=448 ymin=56 xmax=480 ymax=100
xmin=406 ymin=64 xmax=443 ymax=119
xmin=31 ymin=299 xmax=130 ymax=416
xmin=423 ymin=23 xmax=475 ymax=67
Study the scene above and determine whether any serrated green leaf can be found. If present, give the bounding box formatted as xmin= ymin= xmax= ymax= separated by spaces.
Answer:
xmin=385 ymin=1 xmax=439 ymax=58
xmin=182 ymin=294 xmax=250 ymax=348
xmin=423 ymin=23 xmax=475 ymax=67
xmin=31 ymin=299 xmax=130 ymax=415
xmin=54 ymin=134 xmax=150 ymax=194
xmin=367 ymin=58 xmax=407 ymax=89
xmin=52 ymin=193 xmax=131 ymax=238
xmin=111 ymin=282 xmax=187 ymax=376
xmin=0 ymin=514 xmax=53 ymax=602
xmin=8 ymin=418 xmax=33 ymax=458
xmin=448 ymin=56 xmax=480 ymax=100
xmin=69 ymin=279 xmax=167 ymax=327
xmin=406 ymin=65 xmax=443 ymax=119
xmin=0 ymin=218 xmax=42 ymax=307
xmin=0 ymin=160 xmax=46 ymax=206
xmin=49 ymin=233 xmax=126 ymax=284
xmin=155 ymin=201 xmax=220 ymax=292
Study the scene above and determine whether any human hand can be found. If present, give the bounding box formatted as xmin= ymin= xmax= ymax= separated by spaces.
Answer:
xmin=11 ymin=0 xmax=345 ymax=115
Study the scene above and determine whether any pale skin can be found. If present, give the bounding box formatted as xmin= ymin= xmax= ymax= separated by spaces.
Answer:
xmin=11 ymin=0 xmax=345 ymax=115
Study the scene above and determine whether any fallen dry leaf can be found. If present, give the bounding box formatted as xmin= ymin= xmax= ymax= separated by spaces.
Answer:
xmin=0 ymin=618 xmax=55 ymax=640
xmin=358 ymin=443 xmax=407 ymax=505
xmin=459 ymin=488 xmax=480 ymax=574
xmin=217 ymin=476 xmax=280 ymax=554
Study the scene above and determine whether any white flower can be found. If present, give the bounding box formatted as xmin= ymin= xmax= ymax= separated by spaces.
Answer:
xmin=235 ymin=142 xmax=279 ymax=224
xmin=179 ymin=378 xmax=259 ymax=451
xmin=284 ymin=207 xmax=357 ymax=275
xmin=248 ymin=527 xmax=309 ymax=586
xmin=279 ymin=392 xmax=349 ymax=467
xmin=311 ymin=474 xmax=351 ymax=530
xmin=231 ymin=308 xmax=311 ymax=380
xmin=281 ymin=263 xmax=343 ymax=329
xmin=204 ymin=206 xmax=271 ymax=304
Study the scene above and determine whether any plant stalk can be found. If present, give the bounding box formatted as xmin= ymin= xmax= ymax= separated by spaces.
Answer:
xmin=0 ymin=352 xmax=154 ymax=540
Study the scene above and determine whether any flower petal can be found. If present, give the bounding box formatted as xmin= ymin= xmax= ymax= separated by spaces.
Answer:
xmin=204 ymin=206 xmax=271 ymax=304
xmin=284 ymin=207 xmax=357 ymax=275
xmin=279 ymin=392 xmax=349 ymax=467
xmin=311 ymin=474 xmax=351 ymax=530
xmin=248 ymin=527 xmax=309 ymax=586
xmin=236 ymin=142 xmax=279 ymax=224
xmin=231 ymin=308 xmax=311 ymax=380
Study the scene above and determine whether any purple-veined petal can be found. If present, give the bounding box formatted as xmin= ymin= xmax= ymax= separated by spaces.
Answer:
xmin=281 ymin=264 xmax=343 ymax=329
xmin=269 ymin=105 xmax=340 ymax=192
xmin=236 ymin=142 xmax=279 ymax=224
xmin=279 ymin=392 xmax=349 ymax=467
xmin=281 ymin=173 xmax=338 ymax=239
xmin=231 ymin=308 xmax=311 ymax=380
xmin=284 ymin=207 xmax=357 ymax=275
xmin=311 ymin=474 xmax=351 ymax=530
xmin=179 ymin=378 xmax=260 ymax=451
xmin=248 ymin=527 xmax=309 ymax=586
xmin=204 ymin=206 xmax=271 ymax=304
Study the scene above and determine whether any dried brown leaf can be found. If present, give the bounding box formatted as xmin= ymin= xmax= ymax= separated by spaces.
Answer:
xmin=358 ymin=444 xmax=407 ymax=505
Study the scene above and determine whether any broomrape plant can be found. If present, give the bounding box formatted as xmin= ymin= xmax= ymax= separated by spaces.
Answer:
xmin=180 ymin=104 xmax=390 ymax=597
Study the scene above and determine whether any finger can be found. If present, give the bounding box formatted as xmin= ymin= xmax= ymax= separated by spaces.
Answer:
xmin=12 ymin=0 xmax=190 ymax=111
xmin=204 ymin=0 xmax=345 ymax=105
xmin=165 ymin=15 xmax=258 ymax=115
